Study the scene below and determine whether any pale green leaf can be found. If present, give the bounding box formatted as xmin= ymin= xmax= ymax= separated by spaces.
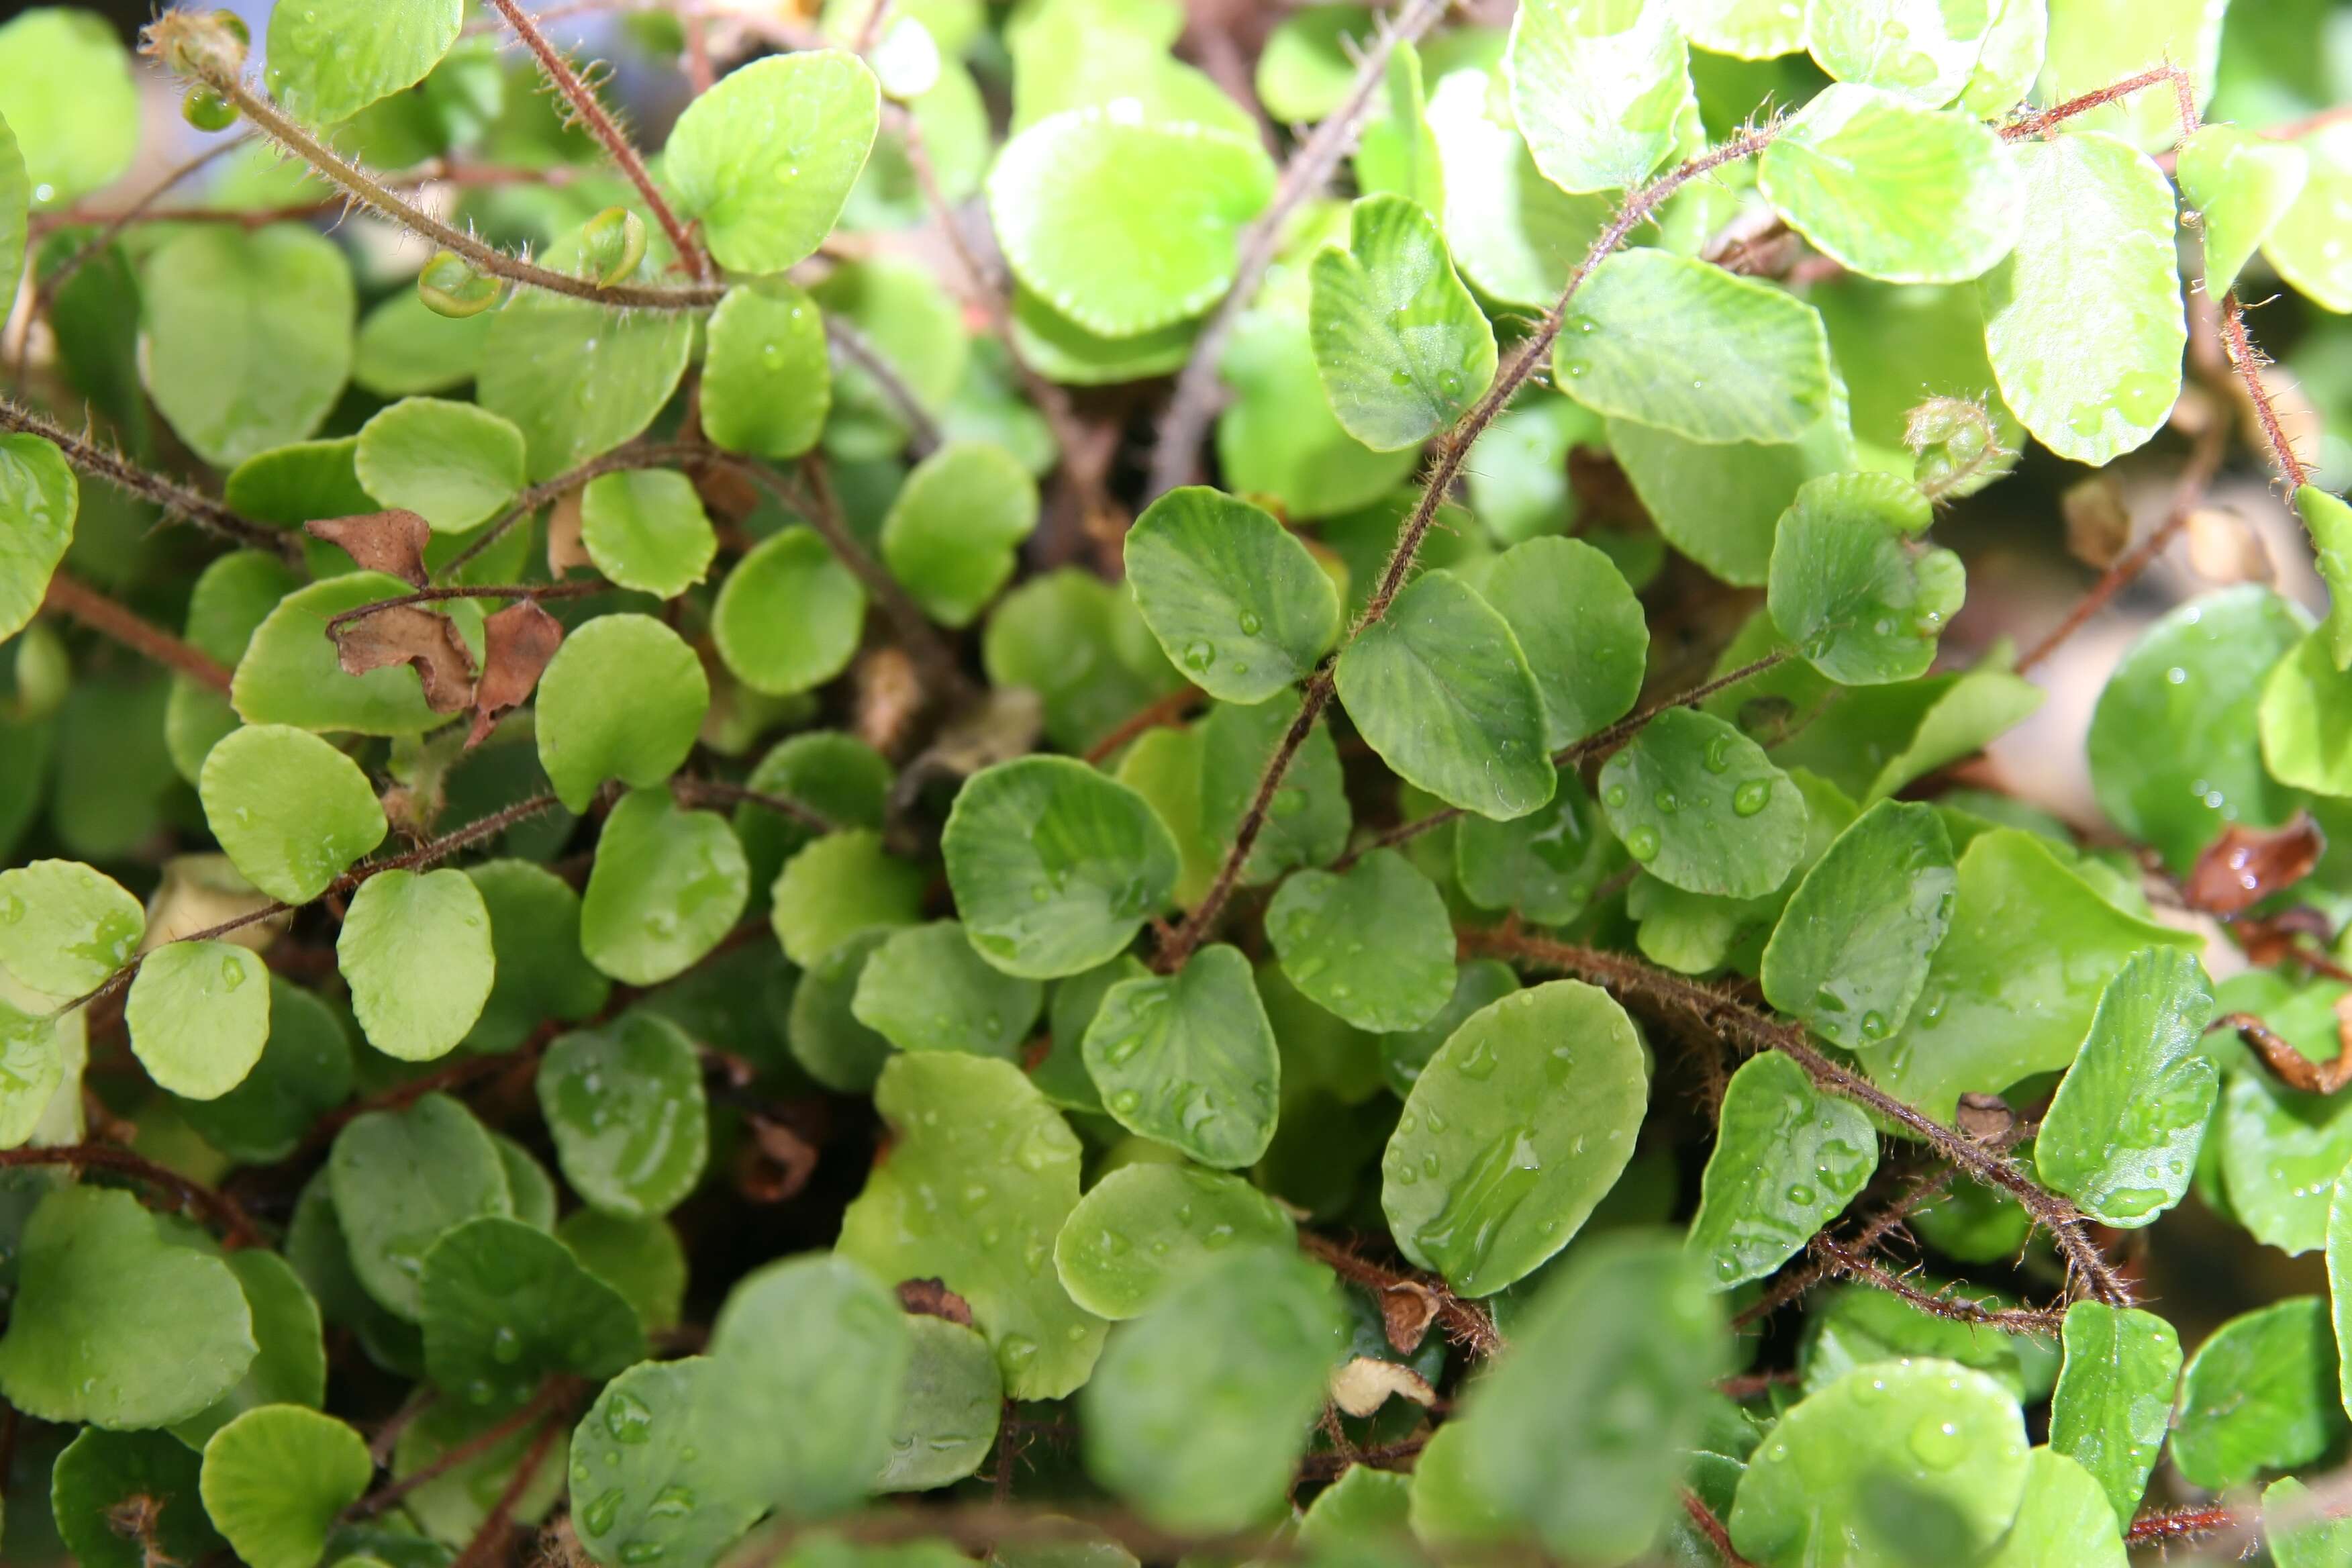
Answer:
xmin=198 ymin=1408 xmax=372 ymax=1568
xmin=352 ymin=397 xmax=524 ymax=534
xmin=2296 ymin=485 xmax=2352 ymax=671
xmin=1475 ymin=536 xmax=1647 ymax=747
xmin=0 ymin=9 xmax=136 ymax=206
xmin=2261 ymin=630 xmax=2352 ymax=797
xmin=1124 ymin=487 xmax=1338 ymax=705
xmin=328 ymin=1092 xmax=514 ymax=1320
xmin=1454 ymin=773 xmax=1616 ymax=928
xmin=2037 ymin=947 xmax=2216 ymax=1228
xmin=2269 ymin=1475 xmax=2352 ymax=1568
xmin=464 ymin=861 xmax=609 ymax=1055
xmin=1607 ymin=402 xmax=1855 ymax=587
xmin=539 ymin=1012 xmax=709 ymax=1217
xmin=234 ymin=573 xmax=486 ymax=738
xmin=880 ymin=1314 xmax=1003 ymax=1492
xmin=1671 ymin=0 xmax=1806 ymax=58
xmin=1687 ymin=1053 xmax=1877 ymax=1289
xmin=1957 ymin=0 xmax=2047 ymax=118
xmin=0 ymin=432 xmax=73 ymax=644
xmin=2172 ymin=1298 xmax=2343 ymax=1490
xmin=572 ymin=1359 xmax=766 ymax=1567
xmin=712 ymin=528 xmax=867 ymax=696
xmin=536 ymin=614 xmax=708 ymax=812
xmin=881 ymin=442 xmax=1038 ymax=628
xmin=2177 ymin=126 xmax=2309 ymax=300
xmin=2220 ymin=1065 xmax=2352 ymax=1257
xmin=421 ymin=1216 xmax=644 ymax=1409
xmin=1977 ymin=1450 xmax=2128 ymax=1568
xmin=580 ymin=789 xmax=750 ymax=985
xmin=199 ymin=724 xmax=387 ymax=904
xmin=1424 ymin=62 xmax=1622 ymax=309
xmin=852 ymin=920 xmax=1044 ymax=1059
xmin=1598 ymin=707 xmax=1807 ymax=899
xmin=2035 ymin=0 xmax=2222 ymax=150
xmin=338 ymin=869 xmax=494 ymax=1062
xmin=703 ymin=281 xmax=831 ymax=460
xmin=264 ymin=0 xmax=463 ymax=126
xmin=1761 ymin=798 xmax=1957 ymax=1048
xmin=665 ymin=51 xmax=882 ymax=273
xmin=1052 ymin=1162 xmax=1295 ymax=1320
xmin=984 ymin=569 xmax=1183 ymax=753
xmin=1505 ymin=0 xmax=1691 ymax=195
xmin=1768 ymin=471 xmax=1964 ymax=685
xmin=1266 ymin=850 xmax=1455 ymax=1033
xmin=771 ymin=828 xmax=924 ymax=969
xmin=1308 ymin=195 xmax=1496 ymax=452
xmin=477 ymin=268 xmax=693 ymax=483
xmin=0 ymin=858 xmax=142 ymax=997
xmin=1804 ymin=0 xmax=1995 ymax=104
xmin=2265 ymin=123 xmax=2352 ymax=312
xmin=126 ymin=939 xmax=271 ymax=1099
xmin=1082 ymin=942 xmax=1281 ymax=1168
xmin=581 ymin=469 xmax=717 ymax=599
xmin=2049 ymin=1302 xmax=2181 ymax=1527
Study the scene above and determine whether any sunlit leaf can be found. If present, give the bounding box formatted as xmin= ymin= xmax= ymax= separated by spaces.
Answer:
xmin=1125 ymin=487 xmax=1340 ymax=706
xmin=536 ymin=614 xmax=709 ymax=812
xmin=665 ymin=51 xmax=883 ymax=273
xmin=2049 ymin=1301 xmax=2180 ymax=1527
xmin=1308 ymin=195 xmax=1497 ymax=450
xmin=2037 ymin=948 xmax=2216 ymax=1229
xmin=539 ymin=1012 xmax=709 ymax=1218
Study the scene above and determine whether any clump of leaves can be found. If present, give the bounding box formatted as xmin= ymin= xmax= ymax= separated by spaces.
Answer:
xmin=0 ymin=0 xmax=2350 ymax=1564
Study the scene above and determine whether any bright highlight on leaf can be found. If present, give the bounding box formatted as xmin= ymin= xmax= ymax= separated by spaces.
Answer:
xmin=1308 ymin=195 xmax=1497 ymax=452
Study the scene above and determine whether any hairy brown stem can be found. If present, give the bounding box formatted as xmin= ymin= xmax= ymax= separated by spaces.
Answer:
xmin=1680 ymin=1488 xmax=1759 ymax=1568
xmin=1082 ymin=686 xmax=1208 ymax=764
xmin=346 ymin=1379 xmax=573 ymax=1522
xmin=2217 ymin=1011 xmax=2352 ymax=1095
xmin=1296 ymin=1229 xmax=1501 ymax=1357
xmin=1146 ymin=0 xmax=1454 ymax=501
xmin=669 ymin=776 xmax=836 ymax=834
xmin=2218 ymin=292 xmax=2313 ymax=490
xmin=1999 ymin=64 xmax=2199 ymax=143
xmin=324 ymin=580 xmax=606 ymax=638
xmin=1811 ymin=1236 xmax=2065 ymax=1334
xmin=1463 ymin=930 xmax=2134 ymax=1308
xmin=1732 ymin=1163 xmax=1959 ymax=1329
xmin=0 ymin=1142 xmax=260 ymax=1246
xmin=450 ymin=1404 xmax=567 ymax=1568
xmin=2125 ymin=1503 xmax=2237 ymax=1546
xmin=42 ymin=574 xmax=233 ymax=693
xmin=481 ymin=0 xmax=710 ymax=281
xmin=0 ymin=396 xmax=293 ymax=558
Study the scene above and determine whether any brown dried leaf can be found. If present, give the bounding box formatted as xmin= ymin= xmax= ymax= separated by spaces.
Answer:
xmin=305 ymin=509 xmax=432 ymax=588
xmin=854 ymin=644 xmax=923 ymax=758
xmin=332 ymin=604 xmax=477 ymax=712
xmin=1954 ymin=1092 xmax=2014 ymax=1145
xmin=896 ymin=1278 xmax=975 ymax=1326
xmin=468 ymin=599 xmax=564 ymax=747
xmin=736 ymin=1112 xmax=819 ymax=1204
xmin=547 ymin=491 xmax=592 ymax=577
xmin=2186 ymin=812 xmax=2324 ymax=916
xmin=2183 ymin=505 xmax=2273 ymax=585
xmin=2061 ymin=475 xmax=2130 ymax=569
xmin=1378 ymin=1280 xmax=1440 ymax=1355
xmin=1328 ymin=1357 xmax=1436 ymax=1419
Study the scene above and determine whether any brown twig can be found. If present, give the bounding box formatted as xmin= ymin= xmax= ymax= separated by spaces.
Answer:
xmin=438 ymin=440 xmax=712 ymax=579
xmin=1732 ymin=1164 xmax=1960 ymax=1329
xmin=42 ymin=574 xmax=233 ymax=693
xmin=450 ymin=1403 xmax=568 ymax=1568
xmin=1810 ymin=1236 xmax=2066 ymax=1334
xmin=0 ymin=1142 xmax=260 ymax=1246
xmin=669 ymin=776 xmax=836 ymax=834
xmin=346 ymin=1379 xmax=574 ymax=1522
xmin=1296 ymin=1230 xmax=1501 ymax=1358
xmin=1999 ymin=64 xmax=2199 ymax=143
xmin=2125 ymin=1503 xmax=2237 ymax=1546
xmin=1680 ymin=1489 xmax=1759 ymax=1568
xmin=2216 ymin=1011 xmax=2352 ymax=1095
xmin=1082 ymin=686 xmax=1209 ymax=764
xmin=0 ymin=396 xmax=293 ymax=558
xmin=481 ymin=0 xmax=712 ymax=281
xmin=2218 ymin=291 xmax=2313 ymax=490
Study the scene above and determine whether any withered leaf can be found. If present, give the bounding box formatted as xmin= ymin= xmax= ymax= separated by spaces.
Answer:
xmin=1328 ymin=1356 xmax=1436 ymax=1418
xmin=896 ymin=1278 xmax=975 ymax=1326
xmin=1377 ymin=1280 xmax=1440 ymax=1355
xmin=468 ymin=599 xmax=564 ymax=747
xmin=2186 ymin=812 xmax=2324 ymax=916
xmin=305 ymin=509 xmax=432 ymax=588
xmin=736 ymin=1112 xmax=820 ymax=1204
xmin=332 ymin=603 xmax=477 ymax=713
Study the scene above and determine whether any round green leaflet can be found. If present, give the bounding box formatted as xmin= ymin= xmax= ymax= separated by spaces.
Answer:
xmin=1759 ymin=797 xmax=1957 ymax=1048
xmin=1804 ymin=0 xmax=1994 ymax=104
xmin=0 ymin=857 xmax=142 ymax=997
xmin=1598 ymin=706 xmax=1808 ymax=899
xmin=703 ymin=280 xmax=832 ymax=460
xmin=1079 ymin=1246 xmax=1345 ymax=1532
xmin=1607 ymin=400 xmax=1856 ymax=588
xmin=1053 ymin=1161 xmax=1297 ymax=1320
xmin=1333 ymin=570 xmax=1554 ymax=821
xmin=1758 ymin=85 xmax=2023 ymax=284
xmin=477 ymin=279 xmax=693 ymax=483
xmin=328 ymin=1092 xmax=515 ymax=1320
xmin=336 ymin=868 xmax=495 ymax=1061
xmin=52 ymin=1428 xmax=223 ymax=1568
xmin=665 ymin=50 xmax=881 ymax=273
xmin=789 ymin=929 xmax=900 ymax=1093
xmin=420 ymin=1216 xmax=646 ymax=1411
xmin=126 ymin=938 xmax=271 ymax=1099
xmin=554 ymin=1210 xmax=687 ymax=1332
xmin=1728 ymin=1359 xmax=2030 ymax=1567
xmin=713 ymin=527 xmax=867 ymax=697
xmin=1379 ymin=959 xmax=1521 ymax=1097
xmin=263 ymin=0 xmax=462 ymax=126
xmin=1685 ymin=1052 xmax=1878 ymax=1290
xmin=0 ymin=8 xmax=136 ymax=206
xmin=199 ymin=724 xmax=388 ymax=905
xmin=704 ymin=1253 xmax=910 ymax=1516
xmin=1472 ymin=536 xmax=1647 ymax=749
xmin=836 ymin=1053 xmax=1106 ymax=1400
xmin=538 ymin=1012 xmax=711 ymax=1218
xmin=1124 ymin=486 xmax=1340 ymax=706
xmin=2049 ymin=1302 xmax=2181 ymax=1528
xmin=881 ymin=442 xmax=1042 ymax=632
xmin=354 ymin=286 xmax=491 ymax=397
xmin=570 ymin=1359 xmax=767 ymax=1568
xmin=2171 ymin=1297 xmax=2345 ymax=1490
xmin=352 ymin=397 xmax=524 ymax=534
xmin=880 ymin=1314 xmax=1004 ymax=1493
xmin=1769 ymin=470 xmax=1965 ymax=685
xmin=1265 ymin=849 xmax=1456 ymax=1033
xmin=852 ymin=920 xmax=1044 ymax=1059
xmin=0 ymin=992 xmax=68 ymax=1145
xmin=1082 ymin=942 xmax=1282 ymax=1169
xmin=140 ymin=224 xmax=355 ymax=470
xmin=1382 ymin=981 xmax=1650 ymax=1296
xmin=771 ymin=828 xmax=924 ymax=969
xmin=1671 ymin=0 xmax=1806 ymax=57
xmin=199 ymin=1406 xmax=374 ymax=1568
xmin=987 ymin=107 xmax=1276 ymax=338
xmin=2261 ymin=630 xmax=2352 ymax=797
xmin=580 ymin=468 xmax=718 ymax=599
xmin=0 ymin=1185 xmax=256 ymax=1428
xmin=1455 ymin=769 xmax=1618 ymax=927
xmin=0 ymin=432 xmax=73 ymax=644
xmin=941 ymin=755 xmax=1180 ymax=980
xmin=734 ymin=730 xmax=893 ymax=901
xmin=2176 ymin=125 xmax=2309 ymax=300
xmin=1504 ymin=0 xmax=1691 ymax=197
xmin=2265 ymin=121 xmax=2352 ymax=313
xmin=1977 ymin=1450 xmax=2129 ymax=1568
xmin=536 ymin=614 xmax=710 ymax=813
xmin=580 ymin=789 xmax=751 ymax=985
xmin=1306 ymin=194 xmax=1498 ymax=451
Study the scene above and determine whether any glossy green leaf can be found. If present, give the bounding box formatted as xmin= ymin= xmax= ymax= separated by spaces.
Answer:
xmin=167 ymin=1247 xmax=328 ymax=1451
xmin=1762 ymin=88 xmax=2020 ymax=284
xmin=352 ymin=287 xmax=490 ymax=397
xmin=264 ymin=0 xmax=462 ymax=126
xmin=852 ymin=920 xmax=1044 ymax=1060
xmin=1079 ymin=1246 xmax=1342 ymax=1531
xmin=1474 ymin=536 xmax=1647 ymax=748
xmin=1384 ymin=981 xmax=1649 ymax=1295
xmin=1557 ymin=249 xmax=1834 ymax=445
xmin=199 ymin=724 xmax=387 ymax=905
xmin=881 ymin=442 xmax=1038 ymax=628
xmin=2037 ymin=947 xmax=2216 ymax=1229
xmin=572 ymin=1358 xmax=765 ymax=1567
xmin=1761 ymin=798 xmax=1957 ymax=1048
xmin=126 ymin=938 xmax=271 ymax=1099
xmin=1608 ymin=405 xmax=1855 ymax=587
xmin=1977 ymin=132 xmax=2184 ymax=466
xmin=539 ymin=1012 xmax=709 ymax=1218
xmin=536 ymin=614 xmax=709 ymax=812
xmin=580 ymin=789 xmax=750 ymax=985
xmin=580 ymin=469 xmax=717 ymax=599
xmin=1082 ymin=943 xmax=1281 ymax=1168
xmin=712 ymin=528 xmax=867 ymax=696
xmin=2088 ymin=587 xmax=2307 ymax=873
xmin=2297 ymin=486 xmax=2352 ymax=673
xmin=1265 ymin=850 xmax=1455 ymax=1032
xmin=1307 ymin=195 xmax=1496 ymax=450
xmin=0 ymin=1185 xmax=254 ymax=1428
xmin=2172 ymin=1298 xmax=2344 ymax=1491
xmin=1671 ymin=0 xmax=1806 ymax=58
xmin=1422 ymin=59 xmax=1620 ymax=309
xmin=1453 ymin=770 xmax=1616 ymax=927
xmin=1053 ymin=1162 xmax=1295 ymax=1320
xmin=1769 ymin=471 xmax=1964 ymax=685
xmin=704 ymin=281 xmax=831 ymax=460
xmin=2261 ymin=630 xmax=2352 ymax=797
xmin=2177 ymin=126 xmax=2308 ymax=300
xmin=337 ymin=869 xmax=494 ymax=1062
xmin=836 ymin=1053 xmax=1106 ymax=1399
xmin=772 ymin=829 xmax=924 ymax=970
xmin=1469 ymin=1232 xmax=1728 ymax=1561
xmin=52 ymin=1428 xmax=222 ymax=1568
xmin=198 ymin=1407 xmax=373 ymax=1568
xmin=2265 ymin=122 xmax=2352 ymax=312
xmin=2049 ymin=1302 xmax=2180 ymax=1527
xmin=1124 ymin=487 xmax=1340 ymax=706
xmin=1977 ymin=1449 xmax=2128 ymax=1568
xmin=0 ymin=433 xmax=73 ymax=644
xmin=141 ymin=226 xmax=354 ymax=469
xmin=353 ymin=398 xmax=524 ymax=534
xmin=557 ymin=1210 xmax=686 ymax=1337
xmin=1686 ymin=1052 xmax=1878 ymax=1290
xmin=0 ymin=9 xmax=136 ymax=205
xmin=1598 ymin=707 xmax=1806 ymax=899
xmin=1505 ymin=0 xmax=1689 ymax=195
xmin=328 ymin=1093 xmax=513 ymax=1320
xmin=666 ymin=51 xmax=881 ymax=273
xmin=0 ymin=857 xmax=141 ymax=997
xmin=234 ymin=573 xmax=485 ymax=738
xmin=2268 ymin=1475 xmax=2352 ymax=1568
xmin=989 ymin=109 xmax=1273 ymax=337
xmin=421 ymin=1216 xmax=645 ymax=1409
xmin=985 ymin=568 xmax=1183 ymax=752
xmin=2220 ymin=1066 xmax=2352 ymax=1257
xmin=1335 ymin=570 xmax=1553 ymax=821
xmin=879 ymin=1314 xmax=1003 ymax=1492
xmin=1728 ymin=1359 xmax=2029 ymax=1567
xmin=942 ymin=756 xmax=1179 ymax=979
xmin=1805 ymin=0 xmax=1995 ymax=103
xmin=1857 ymin=828 xmax=2198 ymax=1124
xmin=1957 ymin=0 xmax=2047 ymax=117
xmin=462 ymin=860 xmax=608 ymax=1055
xmin=477 ymin=247 xmax=693 ymax=483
